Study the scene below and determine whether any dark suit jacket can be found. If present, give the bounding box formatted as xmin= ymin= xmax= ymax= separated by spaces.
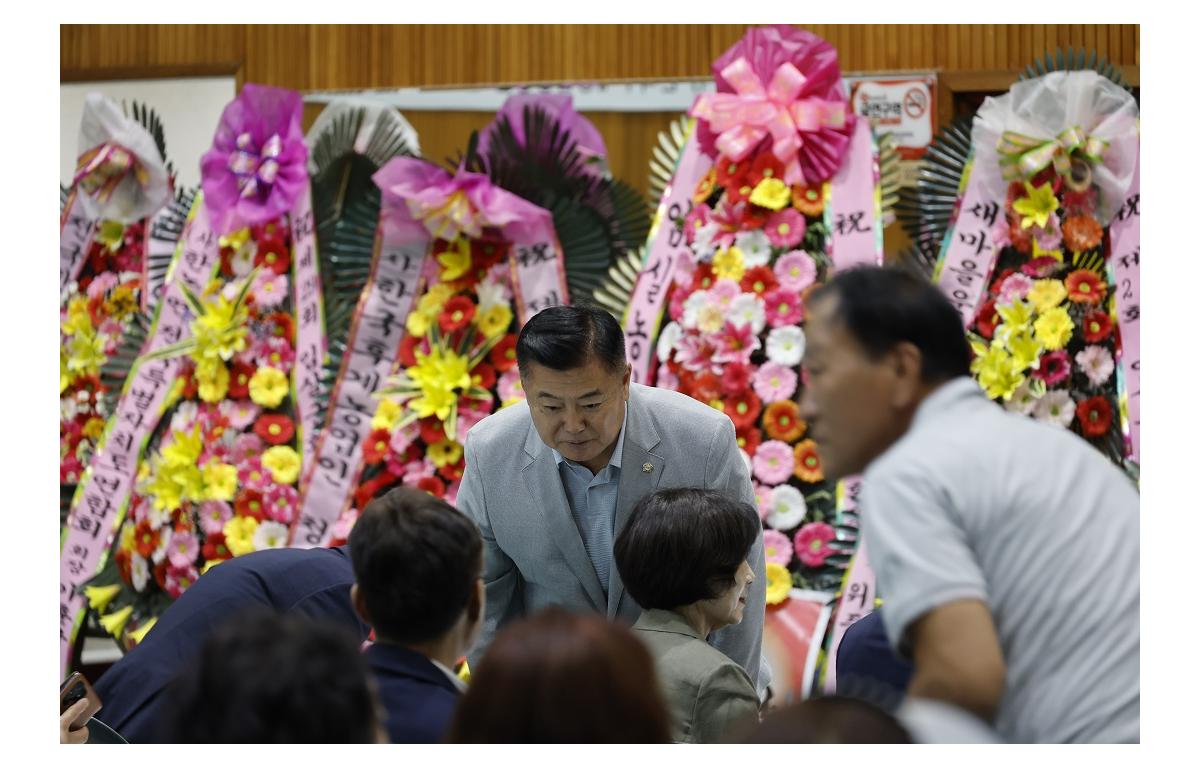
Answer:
xmin=366 ymin=643 xmax=462 ymax=744
xmin=835 ymin=610 xmax=914 ymax=697
xmin=94 ymin=546 xmax=368 ymax=743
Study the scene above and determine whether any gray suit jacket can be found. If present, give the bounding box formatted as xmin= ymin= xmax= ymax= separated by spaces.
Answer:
xmin=458 ymin=382 xmax=768 ymax=693
xmin=633 ymin=609 xmax=760 ymax=743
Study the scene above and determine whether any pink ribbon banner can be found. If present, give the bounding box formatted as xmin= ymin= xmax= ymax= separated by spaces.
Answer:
xmin=292 ymin=211 xmax=427 ymax=548
xmin=60 ymin=190 xmax=99 ymax=294
xmin=821 ymin=475 xmax=876 ymax=694
xmin=827 ymin=119 xmax=883 ymax=272
xmin=625 ymin=124 xmax=713 ymax=384
xmin=509 ymin=230 xmax=571 ymax=324
xmin=933 ymin=156 xmax=1002 ymax=326
xmin=1109 ymin=145 xmax=1140 ymax=464
xmin=289 ymin=186 xmax=327 ymax=479
xmin=59 ymin=196 xmax=219 ymax=676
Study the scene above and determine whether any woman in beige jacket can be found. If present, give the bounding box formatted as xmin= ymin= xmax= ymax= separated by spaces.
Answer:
xmin=613 ymin=487 xmax=761 ymax=743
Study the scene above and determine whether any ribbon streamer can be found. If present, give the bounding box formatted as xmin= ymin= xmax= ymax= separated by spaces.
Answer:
xmin=74 ymin=143 xmax=151 ymax=205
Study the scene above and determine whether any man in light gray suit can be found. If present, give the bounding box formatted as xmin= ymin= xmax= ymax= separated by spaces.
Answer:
xmin=457 ymin=305 xmax=769 ymax=696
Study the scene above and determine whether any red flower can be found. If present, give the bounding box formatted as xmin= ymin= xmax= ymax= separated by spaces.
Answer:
xmin=720 ymin=361 xmax=752 ymax=396
xmin=736 ymin=423 xmax=762 ymax=457
xmin=266 ymin=312 xmax=295 ymax=344
xmin=471 ymin=237 xmax=510 ymax=270
xmin=691 ymin=263 xmax=717 ymax=293
xmin=417 ymin=475 xmax=448 ymax=497
xmin=398 ymin=334 xmax=423 ymax=368
xmin=154 ymin=561 xmax=170 ymax=591
xmin=714 ymin=154 xmax=750 ymax=191
xmin=254 ymin=414 xmax=296 ymax=446
xmin=202 ymin=532 xmax=231 ymax=562
xmin=228 ymin=360 xmax=256 ymax=400
xmin=1062 ymin=214 xmax=1104 ymax=253
xmin=1076 ymin=396 xmax=1113 ymax=438
xmin=254 ymin=236 xmax=291 ymax=275
xmin=438 ymin=296 xmax=477 ymax=333
xmin=489 ymin=334 xmax=518 ymax=373
xmin=989 ymin=268 xmax=1017 ymax=296
xmin=1082 ymin=310 xmax=1114 ymax=343
xmin=437 ymin=456 xmax=466 ymax=483
xmin=740 ymin=266 xmax=779 ymax=297
xmin=975 ymin=299 xmax=1001 ymax=340
xmin=471 ymin=362 xmax=497 ymax=391
xmin=793 ymin=439 xmax=825 ymax=483
xmin=236 ymin=490 xmax=267 ymax=522
xmin=724 ymin=391 xmax=762 ymax=431
xmin=746 ymin=151 xmax=785 ymax=189
xmin=1065 ymin=269 xmax=1107 ymax=305
xmin=763 ymin=400 xmax=806 ymax=443
xmin=355 ymin=469 xmax=397 ymax=510
xmin=363 ymin=428 xmax=393 ymax=465
xmin=1020 ymin=256 xmax=1062 ymax=279
xmin=737 ymin=202 xmax=769 ymax=230
xmin=134 ymin=520 xmax=158 ymax=559
xmin=419 ymin=417 xmax=449 ymax=446
xmin=688 ymin=372 xmax=722 ymax=404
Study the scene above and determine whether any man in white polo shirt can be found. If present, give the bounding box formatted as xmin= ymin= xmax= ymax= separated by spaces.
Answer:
xmin=798 ymin=266 xmax=1139 ymax=743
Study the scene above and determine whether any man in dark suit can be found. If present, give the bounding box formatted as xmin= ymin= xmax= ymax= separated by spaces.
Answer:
xmin=94 ymin=545 xmax=368 ymax=742
xmin=347 ymin=486 xmax=485 ymax=743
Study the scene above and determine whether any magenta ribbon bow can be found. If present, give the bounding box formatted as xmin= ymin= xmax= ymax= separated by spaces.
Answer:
xmin=691 ymin=57 xmax=847 ymax=186
xmin=73 ymin=142 xmax=150 ymax=204
xmin=228 ymin=132 xmax=283 ymax=199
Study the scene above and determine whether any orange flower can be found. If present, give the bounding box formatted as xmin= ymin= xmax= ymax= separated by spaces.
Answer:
xmin=1064 ymin=269 xmax=1107 ymax=305
xmin=763 ymin=401 xmax=807 ymax=443
xmin=1062 ymin=214 xmax=1103 ymax=253
xmin=791 ymin=184 xmax=825 ymax=217
xmin=693 ymin=168 xmax=717 ymax=203
xmin=793 ymin=439 xmax=825 ymax=483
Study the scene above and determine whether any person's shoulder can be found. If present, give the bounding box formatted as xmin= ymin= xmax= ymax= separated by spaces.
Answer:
xmin=632 ymin=384 xmax=732 ymax=432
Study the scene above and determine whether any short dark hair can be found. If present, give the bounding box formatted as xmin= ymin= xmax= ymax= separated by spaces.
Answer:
xmin=515 ymin=304 xmax=627 ymax=375
xmin=738 ymin=696 xmax=912 ymax=743
xmin=448 ymin=608 xmax=671 ymax=743
xmin=810 ymin=266 xmax=970 ymax=382
xmin=348 ymin=486 xmax=482 ymax=644
xmin=163 ymin=610 xmax=380 ymax=743
xmin=613 ymin=487 xmax=761 ymax=611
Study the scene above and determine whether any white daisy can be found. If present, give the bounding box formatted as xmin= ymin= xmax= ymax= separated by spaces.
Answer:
xmin=682 ymin=290 xmax=714 ymax=330
xmin=729 ymin=293 xmax=767 ymax=335
xmin=1033 ymin=390 xmax=1075 ymax=428
xmin=656 ymin=321 xmax=683 ymax=363
xmin=767 ymin=484 xmax=808 ymax=530
xmin=131 ymin=553 xmax=150 ymax=593
xmin=252 ymin=521 xmax=290 ymax=551
xmin=734 ymin=230 xmax=773 ymax=268
xmin=766 ymin=326 xmax=807 ymax=367
xmin=1005 ymin=381 xmax=1043 ymax=416
xmin=1075 ymin=345 xmax=1115 ymax=387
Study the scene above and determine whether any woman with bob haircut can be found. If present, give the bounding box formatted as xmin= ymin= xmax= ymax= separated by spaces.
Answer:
xmin=613 ymin=487 xmax=762 ymax=743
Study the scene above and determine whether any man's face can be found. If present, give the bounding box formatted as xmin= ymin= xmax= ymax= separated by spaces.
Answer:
xmin=521 ymin=359 xmax=631 ymax=473
xmin=798 ymin=294 xmax=914 ymax=480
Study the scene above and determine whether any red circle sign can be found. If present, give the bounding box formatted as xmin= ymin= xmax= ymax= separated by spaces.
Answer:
xmin=903 ymin=87 xmax=927 ymax=119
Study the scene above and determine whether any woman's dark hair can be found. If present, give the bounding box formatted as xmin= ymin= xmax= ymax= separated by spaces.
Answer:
xmin=448 ymin=608 xmax=671 ymax=743
xmin=162 ymin=610 xmax=380 ymax=743
xmin=738 ymin=695 xmax=913 ymax=743
xmin=809 ymin=265 xmax=971 ymax=382
xmin=613 ymin=487 xmax=760 ymax=610
xmin=349 ymin=486 xmax=482 ymax=645
xmin=515 ymin=304 xmax=627 ymax=375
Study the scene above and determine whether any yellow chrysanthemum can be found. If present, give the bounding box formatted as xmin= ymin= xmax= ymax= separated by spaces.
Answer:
xmin=476 ymin=304 xmax=513 ymax=338
xmin=83 ymin=416 xmax=106 ymax=440
xmin=105 ymin=284 xmax=138 ymax=320
xmin=371 ymin=398 xmax=404 ymax=432
xmin=407 ymin=347 xmax=473 ymax=422
xmin=712 ymin=246 xmax=746 ymax=283
xmin=84 ymin=584 xmax=122 ymax=613
xmin=262 ymin=445 xmax=302 ymax=485
xmin=224 ymin=516 xmax=259 ymax=557
xmin=438 ymin=237 xmax=473 ymax=282
xmin=749 ymin=178 xmax=791 ymax=211
xmin=765 ymin=562 xmax=792 ymax=605
xmin=202 ymin=461 xmax=238 ymax=502
xmin=162 ymin=426 xmax=203 ymax=468
xmin=428 ymin=439 xmax=464 ymax=468
xmin=249 ymin=366 xmax=289 ymax=408
xmin=1026 ymin=279 xmax=1067 ymax=314
xmin=196 ymin=359 xmax=231 ymax=404
xmin=1033 ymin=306 xmax=1075 ymax=352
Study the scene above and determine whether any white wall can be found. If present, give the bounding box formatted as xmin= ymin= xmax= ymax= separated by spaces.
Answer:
xmin=61 ymin=77 xmax=237 ymax=193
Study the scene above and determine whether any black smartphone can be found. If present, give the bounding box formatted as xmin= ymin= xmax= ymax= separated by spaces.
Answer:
xmin=60 ymin=671 xmax=102 ymax=728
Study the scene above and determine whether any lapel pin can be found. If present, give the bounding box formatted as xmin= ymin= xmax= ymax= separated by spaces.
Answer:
xmin=642 ymin=462 xmax=653 ymax=473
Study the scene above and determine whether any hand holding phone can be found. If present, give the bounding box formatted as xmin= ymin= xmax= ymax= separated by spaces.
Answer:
xmin=60 ymin=672 xmax=101 ymax=733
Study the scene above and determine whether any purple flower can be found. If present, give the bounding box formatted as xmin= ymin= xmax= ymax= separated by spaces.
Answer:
xmin=200 ymin=84 xmax=309 ymax=235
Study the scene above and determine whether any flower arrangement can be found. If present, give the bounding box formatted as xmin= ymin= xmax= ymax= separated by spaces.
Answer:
xmin=85 ymin=218 xmax=305 ymax=646
xmin=356 ymin=233 xmax=524 ymax=508
xmin=967 ymin=168 xmax=1124 ymax=458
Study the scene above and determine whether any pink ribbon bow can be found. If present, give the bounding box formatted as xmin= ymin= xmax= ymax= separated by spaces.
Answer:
xmin=228 ymin=132 xmax=283 ymax=199
xmin=73 ymin=142 xmax=150 ymax=204
xmin=691 ymin=57 xmax=847 ymax=186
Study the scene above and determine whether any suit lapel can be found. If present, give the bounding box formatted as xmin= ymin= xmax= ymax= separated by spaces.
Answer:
xmin=608 ymin=388 xmax=666 ymax=619
xmin=521 ymin=424 xmax=607 ymax=611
